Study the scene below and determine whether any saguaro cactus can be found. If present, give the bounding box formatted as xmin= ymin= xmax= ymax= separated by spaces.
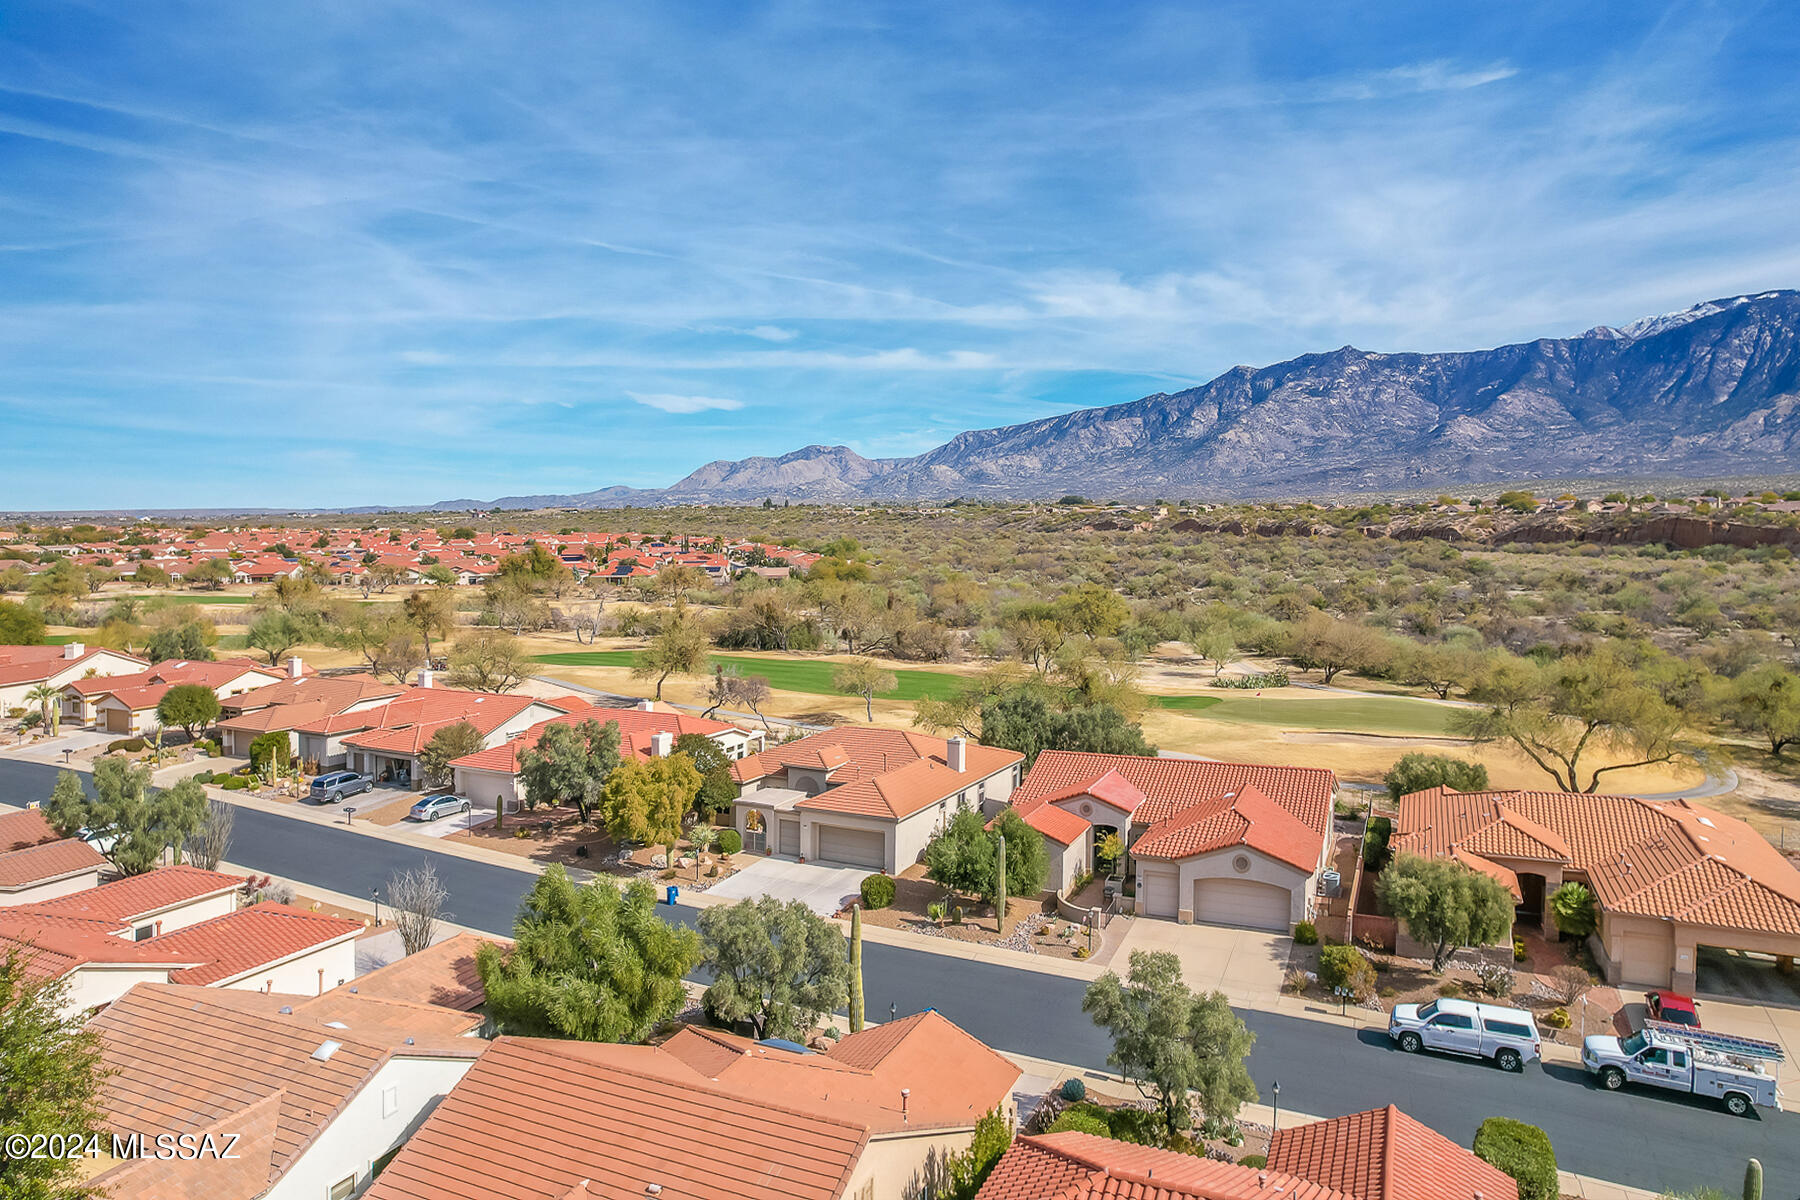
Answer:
xmin=849 ymin=904 xmax=865 ymax=1033
xmin=1744 ymin=1157 xmax=1762 ymax=1200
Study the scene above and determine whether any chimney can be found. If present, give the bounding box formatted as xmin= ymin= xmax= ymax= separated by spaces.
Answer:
xmin=287 ymin=656 xmax=304 ymax=679
xmin=637 ymin=698 xmax=655 ymax=712
xmin=947 ymin=736 xmax=967 ymax=773
xmin=416 ymin=669 xmax=433 ymax=688
xmin=62 ymin=641 xmax=85 ymax=660
xmin=650 ymin=731 xmax=674 ymax=758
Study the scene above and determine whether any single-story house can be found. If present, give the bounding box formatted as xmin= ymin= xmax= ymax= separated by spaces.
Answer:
xmin=0 ymin=642 xmax=148 ymax=716
xmin=1007 ymin=752 xmax=1338 ymax=931
xmin=449 ymin=700 xmax=763 ymax=812
xmin=365 ymin=1009 xmax=1019 ymax=1200
xmin=0 ymin=808 xmax=107 ymax=907
xmin=332 ymin=681 xmax=578 ymax=787
xmin=215 ymin=667 xmax=407 ymax=759
xmin=730 ymin=728 xmax=1023 ymax=873
xmin=87 ymin=982 xmax=486 ymax=1200
xmin=1394 ymin=787 xmax=1800 ymax=992
xmin=64 ymin=657 xmax=284 ymax=732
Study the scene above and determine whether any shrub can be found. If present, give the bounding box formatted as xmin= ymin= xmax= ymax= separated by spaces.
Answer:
xmin=1317 ymin=944 xmax=1376 ymax=1001
xmin=1292 ymin=921 xmax=1318 ymax=945
xmin=1211 ymin=670 xmax=1289 ymax=689
xmin=717 ymin=828 xmax=742 ymax=855
xmin=219 ymin=776 xmax=249 ymax=791
xmin=106 ymin=737 xmax=148 ymax=753
xmin=1362 ymin=816 xmax=1393 ymax=871
xmin=1437 ymin=980 xmax=1465 ymax=998
xmin=1513 ymin=937 xmax=1528 ymax=962
xmin=1047 ymin=1110 xmax=1109 ymax=1137
xmin=860 ymin=873 xmax=896 ymax=910
xmin=1106 ymin=1106 xmax=1164 ymax=1146
xmin=1542 ymin=1007 xmax=1571 ymax=1029
xmin=1282 ymin=968 xmax=1310 ymax=994
xmin=1472 ymin=961 xmax=1514 ymax=998
xmin=1549 ymin=882 xmax=1599 ymax=938
xmin=192 ymin=770 xmax=213 ymax=785
xmin=1059 ymin=1077 xmax=1087 ymax=1102
xmin=1238 ymin=1154 xmax=1267 ymax=1169
xmin=926 ymin=901 xmax=946 ymax=922
xmin=1472 ymin=1117 xmax=1558 ymax=1200
xmin=1547 ymin=964 xmax=1592 ymax=1005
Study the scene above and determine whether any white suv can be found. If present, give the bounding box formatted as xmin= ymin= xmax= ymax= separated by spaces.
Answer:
xmin=1388 ymin=997 xmax=1541 ymax=1072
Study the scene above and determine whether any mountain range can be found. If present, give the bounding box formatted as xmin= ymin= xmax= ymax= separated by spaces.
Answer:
xmin=431 ymin=290 xmax=1800 ymax=509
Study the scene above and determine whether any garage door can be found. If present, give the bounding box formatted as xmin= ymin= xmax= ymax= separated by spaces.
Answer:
xmin=815 ymin=825 xmax=885 ymax=869
xmin=777 ymin=819 xmax=801 ymax=857
xmin=1194 ymin=878 xmax=1290 ymax=932
xmin=1616 ymin=930 xmax=1675 ymax=988
xmin=104 ymin=707 xmax=131 ymax=734
xmin=1141 ymin=867 xmax=1179 ymax=918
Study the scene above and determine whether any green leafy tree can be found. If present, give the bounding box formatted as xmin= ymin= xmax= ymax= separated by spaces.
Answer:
xmin=156 ymin=683 xmax=221 ymax=741
xmin=0 ymin=598 xmax=46 ymax=644
xmin=1383 ymin=753 xmax=1490 ymax=802
xmin=443 ymin=628 xmax=531 ymax=692
xmin=833 ymin=656 xmax=899 ymax=721
xmin=1472 ymin=1117 xmax=1558 ymax=1200
xmin=25 ymin=683 xmax=61 ymax=735
xmin=184 ymin=557 xmax=233 ymax=590
xmin=1376 ymin=854 xmax=1516 ymax=971
xmin=248 ymin=729 xmax=293 ymax=774
xmin=924 ymin=809 xmax=997 ymax=902
xmin=144 ymin=619 xmax=215 ymax=663
xmin=246 ymin=610 xmax=314 ymax=667
xmin=1726 ymin=663 xmax=1800 ymax=756
xmin=401 ymin=588 xmax=455 ymax=663
xmin=699 ymin=896 xmax=851 ymax=1040
xmin=674 ymin=732 xmax=737 ymax=819
xmin=1 ymin=946 xmax=106 ymax=1200
xmin=989 ymin=808 xmax=1049 ymax=901
xmin=978 ymin=688 xmax=1154 ymax=769
xmin=937 ymin=1108 xmax=1013 ymax=1200
xmin=43 ymin=762 xmax=208 ymax=876
xmin=598 ymin=754 xmax=702 ymax=846
xmin=631 ymin=605 xmax=710 ymax=699
xmin=418 ymin=720 xmax=485 ymax=790
xmin=1548 ymin=881 xmax=1599 ymax=939
xmin=1451 ymin=648 xmax=1704 ymax=793
xmin=476 ymin=867 xmax=699 ymax=1041
xmin=1054 ymin=583 xmax=1131 ymax=638
xmin=516 ymin=718 xmax=622 ymax=820
xmin=1081 ymin=949 xmax=1257 ymax=1140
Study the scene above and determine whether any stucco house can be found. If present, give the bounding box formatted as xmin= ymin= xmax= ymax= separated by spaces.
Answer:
xmin=0 ymin=808 xmax=107 ymax=907
xmin=1007 ymin=752 xmax=1338 ymax=931
xmin=448 ymin=700 xmax=762 ymax=812
xmin=0 ymin=642 xmax=147 ymax=716
xmin=730 ymin=728 xmax=1023 ymax=873
xmin=62 ymin=656 xmax=284 ymax=733
xmin=215 ymin=667 xmax=407 ymax=759
xmin=1394 ymin=786 xmax=1800 ymax=992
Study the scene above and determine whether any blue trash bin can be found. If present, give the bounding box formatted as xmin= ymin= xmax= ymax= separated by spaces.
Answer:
xmin=665 ymin=885 xmax=679 ymax=905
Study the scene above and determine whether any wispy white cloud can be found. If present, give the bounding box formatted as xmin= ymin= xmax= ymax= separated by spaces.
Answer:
xmin=627 ymin=392 xmax=744 ymax=414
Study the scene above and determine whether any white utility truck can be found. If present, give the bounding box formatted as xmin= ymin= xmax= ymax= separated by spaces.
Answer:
xmin=1582 ymin=1020 xmax=1783 ymax=1116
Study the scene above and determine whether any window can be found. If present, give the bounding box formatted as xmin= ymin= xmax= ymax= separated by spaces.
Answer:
xmin=1670 ymin=1051 xmax=1687 ymax=1069
xmin=977 ymin=781 xmax=987 ymax=805
xmin=132 ymin=923 xmax=157 ymax=942
xmin=1485 ymin=1021 xmax=1531 ymax=1038
xmin=1431 ymin=1013 xmax=1474 ymax=1030
xmin=1641 ymin=1048 xmax=1668 ymax=1066
xmin=328 ymin=1176 xmax=356 ymax=1200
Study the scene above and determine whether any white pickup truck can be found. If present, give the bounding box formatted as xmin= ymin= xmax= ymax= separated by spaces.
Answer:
xmin=1387 ymin=997 xmax=1542 ymax=1072
xmin=1582 ymin=1021 xmax=1783 ymax=1116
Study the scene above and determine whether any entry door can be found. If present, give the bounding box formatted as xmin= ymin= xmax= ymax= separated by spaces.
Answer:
xmin=777 ymin=819 xmax=800 ymax=857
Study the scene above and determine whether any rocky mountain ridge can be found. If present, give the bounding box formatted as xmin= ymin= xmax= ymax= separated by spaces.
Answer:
xmin=431 ymin=290 xmax=1800 ymax=510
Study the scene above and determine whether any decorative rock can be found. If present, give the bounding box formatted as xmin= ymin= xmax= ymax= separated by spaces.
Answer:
xmin=677 ymin=856 xmax=696 ymax=869
xmin=650 ymin=853 xmax=668 ymax=868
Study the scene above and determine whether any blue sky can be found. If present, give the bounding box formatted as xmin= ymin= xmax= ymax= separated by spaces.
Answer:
xmin=2 ymin=1 xmax=1797 ymax=509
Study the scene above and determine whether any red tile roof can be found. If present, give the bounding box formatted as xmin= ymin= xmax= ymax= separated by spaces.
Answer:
xmin=330 ymin=931 xmax=498 ymax=1011
xmin=337 ymin=687 xmax=548 ymax=755
xmin=0 ymin=645 xmax=146 ymax=687
xmin=1014 ymin=753 xmax=1336 ymax=867
xmin=363 ymin=1036 xmax=869 ymax=1200
xmin=1013 ymin=802 xmax=1092 ymax=847
xmin=1131 ymin=784 xmax=1324 ymax=871
xmin=731 ymin=727 xmax=1021 ymax=821
xmin=975 ymin=1131 xmax=1354 ymax=1200
xmin=0 ymin=825 xmax=107 ymax=891
xmin=147 ymin=902 xmax=362 ymax=986
xmin=449 ymin=706 xmax=741 ymax=775
xmin=89 ymin=983 xmax=484 ymax=1195
xmin=0 ymin=914 xmax=200 ymax=981
xmin=1395 ymin=788 xmax=1800 ymax=937
xmin=0 ymin=807 xmax=72 ymax=854
xmin=1265 ymin=1105 xmax=1519 ymax=1200
xmin=12 ymin=864 xmax=240 ymax=923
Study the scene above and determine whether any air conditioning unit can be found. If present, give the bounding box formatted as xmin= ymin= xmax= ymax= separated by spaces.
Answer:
xmin=1318 ymin=869 xmax=1342 ymax=897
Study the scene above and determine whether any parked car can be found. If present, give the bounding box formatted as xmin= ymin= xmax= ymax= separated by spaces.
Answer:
xmin=1387 ymin=997 xmax=1541 ymax=1072
xmin=409 ymin=793 xmax=472 ymax=822
xmin=308 ymin=770 xmax=373 ymax=804
xmin=1583 ymin=1022 xmax=1781 ymax=1115
xmin=1644 ymin=989 xmax=1701 ymax=1028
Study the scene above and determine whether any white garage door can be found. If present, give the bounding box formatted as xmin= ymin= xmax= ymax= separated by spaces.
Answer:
xmin=777 ymin=819 xmax=801 ymax=857
xmin=1616 ymin=930 xmax=1675 ymax=988
xmin=1194 ymin=878 xmax=1290 ymax=932
xmin=1141 ymin=867 xmax=1179 ymax=918
xmin=815 ymin=824 xmax=885 ymax=869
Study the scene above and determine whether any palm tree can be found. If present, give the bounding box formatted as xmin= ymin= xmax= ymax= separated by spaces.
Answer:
xmin=24 ymin=682 xmax=61 ymax=735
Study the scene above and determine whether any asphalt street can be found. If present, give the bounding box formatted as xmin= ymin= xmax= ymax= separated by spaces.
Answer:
xmin=2 ymin=757 xmax=1792 ymax=1197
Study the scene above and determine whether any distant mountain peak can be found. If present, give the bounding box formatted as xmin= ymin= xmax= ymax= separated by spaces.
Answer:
xmin=428 ymin=289 xmax=1800 ymax=510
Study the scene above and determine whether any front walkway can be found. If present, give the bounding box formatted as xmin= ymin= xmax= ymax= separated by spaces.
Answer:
xmin=702 ymin=855 xmax=868 ymax=916
xmin=1113 ymin=918 xmax=1291 ymax=1006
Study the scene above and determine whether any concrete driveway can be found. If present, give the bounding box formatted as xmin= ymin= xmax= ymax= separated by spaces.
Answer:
xmin=0 ymin=729 xmax=114 ymax=764
xmin=703 ymin=856 xmax=868 ymax=916
xmin=1113 ymin=918 xmax=1292 ymax=1006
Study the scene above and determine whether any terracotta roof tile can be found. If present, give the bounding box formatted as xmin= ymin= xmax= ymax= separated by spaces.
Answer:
xmin=362 ymin=1036 xmax=869 ymax=1200
xmin=0 ymin=807 xmax=71 ymax=854
xmin=975 ymin=1131 xmax=1355 ymax=1200
xmin=1131 ymin=784 xmax=1324 ymax=870
xmin=449 ymin=707 xmax=741 ymax=775
xmin=12 ymin=864 xmax=240 ymax=922
xmin=330 ymin=931 xmax=499 ymax=1011
xmin=1265 ymin=1104 xmax=1518 ymax=1200
xmin=0 ymin=835 xmax=108 ymax=891
xmin=147 ymin=902 xmax=362 ymax=986
xmin=1014 ymin=753 xmax=1335 ymax=843
xmin=735 ymin=729 xmax=1019 ymax=821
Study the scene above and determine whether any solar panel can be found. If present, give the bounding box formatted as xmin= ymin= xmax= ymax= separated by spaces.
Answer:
xmin=1645 ymin=1020 xmax=1784 ymax=1063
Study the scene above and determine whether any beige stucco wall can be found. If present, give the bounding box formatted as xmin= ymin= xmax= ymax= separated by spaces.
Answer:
xmin=140 ymin=891 xmax=238 ymax=936
xmin=1597 ymin=912 xmax=1800 ymax=992
xmin=63 ymin=965 xmax=175 ymax=1016
xmin=1134 ymin=847 xmax=1311 ymax=927
xmin=453 ymin=765 xmax=521 ymax=810
xmin=218 ymin=937 xmax=357 ymax=997
xmin=0 ymin=868 xmax=104 ymax=908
